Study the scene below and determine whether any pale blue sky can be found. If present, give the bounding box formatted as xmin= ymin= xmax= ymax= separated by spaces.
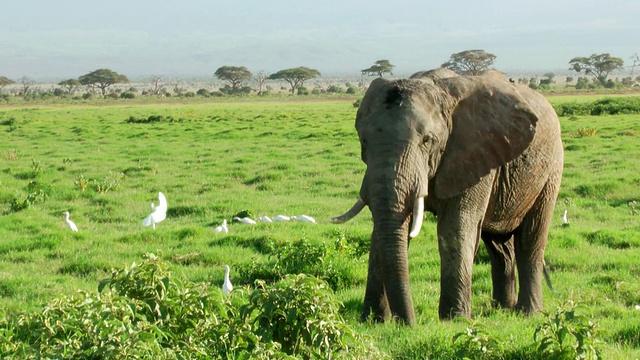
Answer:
xmin=1 ymin=0 xmax=638 ymax=80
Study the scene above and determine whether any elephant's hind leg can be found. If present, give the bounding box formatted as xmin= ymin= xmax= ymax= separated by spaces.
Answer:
xmin=481 ymin=232 xmax=517 ymax=309
xmin=514 ymin=174 xmax=560 ymax=314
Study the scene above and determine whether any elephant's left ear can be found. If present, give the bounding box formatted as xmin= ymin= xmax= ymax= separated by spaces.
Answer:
xmin=434 ymin=81 xmax=538 ymax=199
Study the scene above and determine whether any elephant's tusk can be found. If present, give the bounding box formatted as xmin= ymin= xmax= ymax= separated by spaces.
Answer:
xmin=409 ymin=196 xmax=424 ymax=238
xmin=330 ymin=198 xmax=365 ymax=223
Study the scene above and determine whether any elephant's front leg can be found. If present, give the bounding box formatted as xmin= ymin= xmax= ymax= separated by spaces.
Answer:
xmin=437 ymin=182 xmax=493 ymax=320
xmin=437 ymin=222 xmax=479 ymax=319
xmin=361 ymin=234 xmax=390 ymax=322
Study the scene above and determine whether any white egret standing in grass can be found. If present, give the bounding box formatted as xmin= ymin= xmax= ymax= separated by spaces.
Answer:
xmin=233 ymin=216 xmax=256 ymax=225
xmin=272 ymin=215 xmax=291 ymax=222
xmin=142 ymin=192 xmax=167 ymax=230
xmin=291 ymin=215 xmax=316 ymax=224
xmin=223 ymin=265 xmax=233 ymax=295
xmin=214 ymin=219 xmax=229 ymax=233
xmin=63 ymin=211 xmax=79 ymax=232
xmin=258 ymin=216 xmax=273 ymax=223
xmin=561 ymin=209 xmax=569 ymax=226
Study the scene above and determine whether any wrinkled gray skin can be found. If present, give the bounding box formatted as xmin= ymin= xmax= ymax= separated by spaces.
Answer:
xmin=332 ymin=68 xmax=563 ymax=325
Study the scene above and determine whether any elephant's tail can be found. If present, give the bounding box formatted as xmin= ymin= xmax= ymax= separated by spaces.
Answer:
xmin=542 ymin=260 xmax=556 ymax=295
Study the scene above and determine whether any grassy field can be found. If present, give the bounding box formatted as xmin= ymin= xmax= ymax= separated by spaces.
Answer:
xmin=1 ymin=95 xmax=639 ymax=358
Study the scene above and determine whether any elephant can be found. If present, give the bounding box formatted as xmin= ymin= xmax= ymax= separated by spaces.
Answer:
xmin=331 ymin=68 xmax=563 ymax=325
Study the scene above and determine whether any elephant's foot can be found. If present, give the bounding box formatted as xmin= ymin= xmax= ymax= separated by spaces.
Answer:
xmin=360 ymin=301 xmax=390 ymax=323
xmin=515 ymin=297 xmax=543 ymax=315
xmin=438 ymin=300 xmax=471 ymax=320
xmin=491 ymin=283 xmax=517 ymax=309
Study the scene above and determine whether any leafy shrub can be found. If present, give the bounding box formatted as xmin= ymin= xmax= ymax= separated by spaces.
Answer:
xmin=240 ymin=274 xmax=384 ymax=359
xmin=120 ymin=91 xmax=136 ymax=99
xmin=327 ymin=85 xmax=344 ymax=94
xmin=196 ymin=88 xmax=210 ymax=97
xmin=346 ymin=86 xmax=358 ymax=94
xmin=572 ymin=127 xmax=598 ymax=138
xmin=534 ymin=301 xmax=601 ymax=359
xmin=238 ymin=237 xmax=363 ymax=291
xmin=452 ymin=318 xmax=504 ymax=359
xmin=125 ymin=115 xmax=182 ymax=124
xmin=10 ymin=189 xmax=47 ymax=212
xmin=554 ymin=97 xmax=640 ymax=116
xmin=94 ymin=171 xmax=125 ymax=193
xmin=297 ymin=86 xmax=309 ymax=95
xmin=74 ymin=175 xmax=89 ymax=192
xmin=0 ymin=254 xmax=384 ymax=359
xmin=0 ymin=117 xmax=16 ymax=126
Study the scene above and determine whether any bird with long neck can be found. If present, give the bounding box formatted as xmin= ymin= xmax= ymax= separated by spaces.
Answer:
xmin=63 ymin=211 xmax=78 ymax=232
xmin=222 ymin=265 xmax=233 ymax=295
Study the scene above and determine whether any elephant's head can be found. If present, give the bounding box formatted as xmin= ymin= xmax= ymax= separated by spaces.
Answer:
xmin=332 ymin=71 xmax=539 ymax=324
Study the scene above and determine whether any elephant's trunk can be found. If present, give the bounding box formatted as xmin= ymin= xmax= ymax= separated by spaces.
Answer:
xmin=362 ymin=151 xmax=427 ymax=325
xmin=372 ymin=217 xmax=416 ymax=325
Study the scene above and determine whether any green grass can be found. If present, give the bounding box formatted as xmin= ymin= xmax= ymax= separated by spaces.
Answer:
xmin=1 ymin=97 xmax=640 ymax=358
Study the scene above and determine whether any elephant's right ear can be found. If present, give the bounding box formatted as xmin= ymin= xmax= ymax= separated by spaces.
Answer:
xmin=434 ymin=80 xmax=538 ymax=199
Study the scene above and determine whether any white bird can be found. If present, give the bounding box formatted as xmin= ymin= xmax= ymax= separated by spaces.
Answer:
xmin=222 ymin=265 xmax=233 ymax=295
xmin=258 ymin=215 xmax=273 ymax=223
xmin=561 ymin=209 xmax=569 ymax=226
xmin=233 ymin=216 xmax=256 ymax=225
xmin=291 ymin=215 xmax=316 ymax=224
xmin=214 ymin=219 xmax=229 ymax=233
xmin=635 ymin=305 xmax=640 ymax=311
xmin=63 ymin=211 xmax=78 ymax=232
xmin=142 ymin=192 xmax=167 ymax=230
xmin=272 ymin=215 xmax=291 ymax=222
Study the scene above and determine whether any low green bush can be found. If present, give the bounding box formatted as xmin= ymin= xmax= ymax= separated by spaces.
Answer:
xmin=238 ymin=237 xmax=364 ymax=291
xmin=125 ymin=115 xmax=182 ymax=123
xmin=0 ymin=254 xmax=384 ymax=359
xmin=534 ymin=301 xmax=602 ymax=360
xmin=554 ymin=97 xmax=640 ymax=116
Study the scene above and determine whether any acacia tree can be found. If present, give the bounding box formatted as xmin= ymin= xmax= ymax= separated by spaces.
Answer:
xmin=441 ymin=49 xmax=496 ymax=75
xmin=268 ymin=67 xmax=321 ymax=94
xmin=0 ymin=76 xmax=14 ymax=92
xmin=150 ymin=75 xmax=164 ymax=96
xmin=253 ymin=71 xmax=269 ymax=94
xmin=58 ymin=79 xmax=81 ymax=94
xmin=569 ymin=53 xmax=624 ymax=86
xmin=78 ymin=69 xmax=129 ymax=96
xmin=361 ymin=60 xmax=394 ymax=77
xmin=20 ymin=76 xmax=35 ymax=96
xmin=214 ymin=66 xmax=252 ymax=91
xmin=630 ymin=53 xmax=640 ymax=76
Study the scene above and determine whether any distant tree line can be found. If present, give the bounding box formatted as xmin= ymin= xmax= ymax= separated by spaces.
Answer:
xmin=1 ymin=50 xmax=638 ymax=102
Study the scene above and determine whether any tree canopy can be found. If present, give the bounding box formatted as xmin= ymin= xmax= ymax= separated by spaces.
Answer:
xmin=58 ymin=79 xmax=81 ymax=93
xmin=78 ymin=69 xmax=128 ymax=96
xmin=214 ymin=66 xmax=252 ymax=90
xmin=569 ymin=53 xmax=624 ymax=86
xmin=361 ymin=60 xmax=394 ymax=77
xmin=268 ymin=67 xmax=321 ymax=94
xmin=0 ymin=76 xmax=14 ymax=92
xmin=441 ymin=50 xmax=496 ymax=75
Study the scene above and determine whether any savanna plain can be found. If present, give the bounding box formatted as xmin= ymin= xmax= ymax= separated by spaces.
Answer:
xmin=1 ymin=94 xmax=639 ymax=359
